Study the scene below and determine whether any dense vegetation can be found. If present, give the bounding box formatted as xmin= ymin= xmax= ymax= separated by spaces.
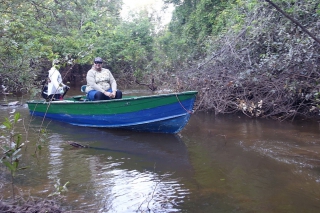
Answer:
xmin=169 ymin=0 xmax=320 ymax=120
xmin=0 ymin=0 xmax=320 ymax=120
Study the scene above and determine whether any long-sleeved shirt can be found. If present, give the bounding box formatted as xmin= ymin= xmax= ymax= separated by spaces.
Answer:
xmin=85 ymin=68 xmax=117 ymax=93
xmin=47 ymin=66 xmax=65 ymax=95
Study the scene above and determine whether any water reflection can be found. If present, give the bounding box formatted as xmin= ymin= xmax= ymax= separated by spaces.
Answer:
xmin=181 ymin=112 xmax=320 ymax=212
xmin=183 ymin=112 xmax=320 ymax=174
xmin=47 ymin=134 xmax=64 ymax=180
xmin=27 ymin=119 xmax=192 ymax=212
xmin=2 ymin=92 xmax=320 ymax=212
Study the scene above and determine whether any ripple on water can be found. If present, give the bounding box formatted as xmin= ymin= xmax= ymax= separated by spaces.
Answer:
xmin=238 ymin=139 xmax=320 ymax=182
xmin=67 ymin=159 xmax=190 ymax=212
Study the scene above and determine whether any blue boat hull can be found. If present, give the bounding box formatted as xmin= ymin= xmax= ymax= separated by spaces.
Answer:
xmin=31 ymin=99 xmax=195 ymax=133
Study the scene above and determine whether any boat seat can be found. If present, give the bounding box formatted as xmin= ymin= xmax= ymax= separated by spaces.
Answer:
xmin=80 ymin=85 xmax=90 ymax=101
xmin=81 ymin=85 xmax=86 ymax=93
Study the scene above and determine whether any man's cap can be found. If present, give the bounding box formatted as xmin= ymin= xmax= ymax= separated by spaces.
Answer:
xmin=94 ymin=57 xmax=103 ymax=63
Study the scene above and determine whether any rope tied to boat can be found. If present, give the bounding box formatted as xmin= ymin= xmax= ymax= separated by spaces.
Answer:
xmin=175 ymin=94 xmax=194 ymax=114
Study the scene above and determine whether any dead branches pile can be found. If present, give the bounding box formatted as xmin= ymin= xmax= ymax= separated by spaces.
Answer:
xmin=173 ymin=1 xmax=320 ymax=121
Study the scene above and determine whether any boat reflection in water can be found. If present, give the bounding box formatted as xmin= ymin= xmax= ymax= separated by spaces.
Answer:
xmin=29 ymin=121 xmax=193 ymax=212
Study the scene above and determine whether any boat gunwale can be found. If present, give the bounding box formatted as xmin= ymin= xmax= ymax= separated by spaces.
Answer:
xmin=26 ymin=91 xmax=198 ymax=105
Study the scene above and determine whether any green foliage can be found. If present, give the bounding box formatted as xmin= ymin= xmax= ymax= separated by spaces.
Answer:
xmin=0 ymin=112 xmax=26 ymax=199
xmin=0 ymin=112 xmax=25 ymax=176
xmin=33 ymin=128 xmax=49 ymax=156
xmin=93 ymin=10 xmax=155 ymax=74
xmin=161 ymin=0 xmax=238 ymax=69
xmin=0 ymin=0 xmax=124 ymax=92
xmin=2 ymin=0 xmax=319 ymax=112
xmin=0 ymin=0 xmax=163 ymax=91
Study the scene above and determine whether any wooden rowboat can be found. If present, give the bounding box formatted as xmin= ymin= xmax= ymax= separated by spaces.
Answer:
xmin=26 ymin=91 xmax=198 ymax=133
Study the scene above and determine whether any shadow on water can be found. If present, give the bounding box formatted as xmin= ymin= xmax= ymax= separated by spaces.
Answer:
xmin=47 ymin=122 xmax=192 ymax=174
xmin=18 ymin=116 xmax=194 ymax=212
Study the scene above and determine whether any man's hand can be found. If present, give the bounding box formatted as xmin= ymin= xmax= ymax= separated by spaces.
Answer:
xmin=111 ymin=91 xmax=116 ymax=98
xmin=63 ymin=85 xmax=70 ymax=91
xmin=103 ymin=90 xmax=116 ymax=98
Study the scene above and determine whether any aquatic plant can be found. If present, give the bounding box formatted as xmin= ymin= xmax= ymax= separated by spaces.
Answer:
xmin=48 ymin=179 xmax=69 ymax=198
xmin=0 ymin=112 xmax=26 ymax=200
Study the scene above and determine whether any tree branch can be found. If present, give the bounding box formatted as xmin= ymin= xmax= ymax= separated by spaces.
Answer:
xmin=265 ymin=0 xmax=320 ymax=46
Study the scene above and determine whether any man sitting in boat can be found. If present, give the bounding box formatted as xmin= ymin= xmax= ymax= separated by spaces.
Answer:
xmin=85 ymin=57 xmax=122 ymax=101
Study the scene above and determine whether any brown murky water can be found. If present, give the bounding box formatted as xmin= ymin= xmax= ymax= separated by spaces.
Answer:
xmin=1 ymin=90 xmax=320 ymax=212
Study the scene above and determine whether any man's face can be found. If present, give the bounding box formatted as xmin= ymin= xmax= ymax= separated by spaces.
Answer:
xmin=94 ymin=61 xmax=102 ymax=71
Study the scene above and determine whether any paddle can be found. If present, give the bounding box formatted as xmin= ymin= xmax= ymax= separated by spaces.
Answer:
xmin=62 ymin=86 xmax=70 ymax=98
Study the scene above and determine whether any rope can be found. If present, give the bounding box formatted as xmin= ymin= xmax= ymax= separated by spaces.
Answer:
xmin=175 ymin=94 xmax=193 ymax=114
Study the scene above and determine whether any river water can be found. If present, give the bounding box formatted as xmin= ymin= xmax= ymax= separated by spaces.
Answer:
xmin=1 ymin=89 xmax=320 ymax=212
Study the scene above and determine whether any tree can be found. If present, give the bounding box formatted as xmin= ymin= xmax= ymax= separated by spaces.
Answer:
xmin=161 ymin=0 xmax=235 ymax=69
xmin=0 ymin=0 xmax=123 ymax=92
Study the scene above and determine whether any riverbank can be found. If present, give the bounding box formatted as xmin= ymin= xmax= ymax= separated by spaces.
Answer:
xmin=0 ymin=199 xmax=63 ymax=213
